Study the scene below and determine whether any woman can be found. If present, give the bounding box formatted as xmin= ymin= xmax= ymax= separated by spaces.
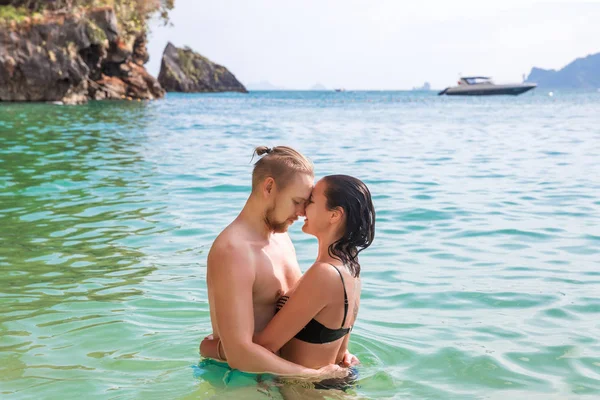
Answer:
xmin=202 ymin=174 xmax=375 ymax=386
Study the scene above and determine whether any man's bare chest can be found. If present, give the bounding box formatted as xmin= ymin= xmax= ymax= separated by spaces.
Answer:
xmin=252 ymin=250 xmax=300 ymax=307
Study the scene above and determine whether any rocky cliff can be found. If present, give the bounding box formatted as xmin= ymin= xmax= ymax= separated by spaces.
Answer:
xmin=158 ymin=42 xmax=246 ymax=93
xmin=0 ymin=5 xmax=164 ymax=103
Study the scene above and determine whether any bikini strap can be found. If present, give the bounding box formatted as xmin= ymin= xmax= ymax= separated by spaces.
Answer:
xmin=328 ymin=263 xmax=349 ymax=328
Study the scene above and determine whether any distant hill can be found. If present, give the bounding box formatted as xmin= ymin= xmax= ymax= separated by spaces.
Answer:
xmin=246 ymin=81 xmax=286 ymax=90
xmin=412 ymin=82 xmax=431 ymax=91
xmin=309 ymin=83 xmax=327 ymax=90
xmin=526 ymin=52 xmax=600 ymax=89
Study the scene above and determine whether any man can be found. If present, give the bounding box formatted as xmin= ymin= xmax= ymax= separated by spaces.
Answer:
xmin=199 ymin=146 xmax=356 ymax=377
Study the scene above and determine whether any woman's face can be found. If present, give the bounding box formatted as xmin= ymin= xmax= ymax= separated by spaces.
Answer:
xmin=302 ymin=179 xmax=331 ymax=236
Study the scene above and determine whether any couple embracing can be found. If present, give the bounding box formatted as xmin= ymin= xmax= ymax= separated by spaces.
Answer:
xmin=200 ymin=146 xmax=375 ymax=390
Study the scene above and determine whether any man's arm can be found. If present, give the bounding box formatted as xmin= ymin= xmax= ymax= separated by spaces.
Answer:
xmin=209 ymin=243 xmax=323 ymax=376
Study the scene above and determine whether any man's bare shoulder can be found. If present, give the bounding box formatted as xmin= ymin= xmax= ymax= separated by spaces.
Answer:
xmin=208 ymin=223 xmax=254 ymax=270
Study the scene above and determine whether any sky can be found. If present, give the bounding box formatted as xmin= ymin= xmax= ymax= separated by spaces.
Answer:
xmin=146 ymin=0 xmax=600 ymax=90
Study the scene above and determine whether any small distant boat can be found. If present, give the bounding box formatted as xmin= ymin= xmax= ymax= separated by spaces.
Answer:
xmin=438 ymin=77 xmax=536 ymax=96
xmin=334 ymin=88 xmax=346 ymax=92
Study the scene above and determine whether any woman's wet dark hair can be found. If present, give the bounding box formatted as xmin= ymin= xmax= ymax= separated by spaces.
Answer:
xmin=322 ymin=175 xmax=375 ymax=278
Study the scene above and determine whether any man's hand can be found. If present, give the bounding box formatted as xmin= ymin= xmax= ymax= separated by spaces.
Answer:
xmin=339 ymin=350 xmax=360 ymax=367
xmin=199 ymin=334 xmax=222 ymax=359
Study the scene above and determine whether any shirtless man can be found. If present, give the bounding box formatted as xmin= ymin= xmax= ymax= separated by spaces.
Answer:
xmin=200 ymin=146 xmax=354 ymax=377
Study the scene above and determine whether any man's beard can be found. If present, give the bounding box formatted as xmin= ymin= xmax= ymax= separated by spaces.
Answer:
xmin=265 ymin=206 xmax=291 ymax=233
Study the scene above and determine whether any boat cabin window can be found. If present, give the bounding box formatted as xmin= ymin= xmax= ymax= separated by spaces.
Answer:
xmin=464 ymin=77 xmax=492 ymax=85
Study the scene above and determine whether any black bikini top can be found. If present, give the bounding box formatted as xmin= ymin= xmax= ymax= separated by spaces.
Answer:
xmin=275 ymin=263 xmax=352 ymax=344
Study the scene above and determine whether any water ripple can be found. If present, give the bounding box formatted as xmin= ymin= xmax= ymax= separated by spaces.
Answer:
xmin=1 ymin=92 xmax=600 ymax=399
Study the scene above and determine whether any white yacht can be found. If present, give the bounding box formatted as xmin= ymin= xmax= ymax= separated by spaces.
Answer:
xmin=439 ymin=77 xmax=536 ymax=96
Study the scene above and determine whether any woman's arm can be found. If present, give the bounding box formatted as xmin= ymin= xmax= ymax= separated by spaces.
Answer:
xmin=254 ymin=262 xmax=335 ymax=352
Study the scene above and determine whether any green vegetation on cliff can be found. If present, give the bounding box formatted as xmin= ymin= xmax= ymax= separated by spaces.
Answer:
xmin=0 ymin=5 xmax=41 ymax=24
xmin=1 ymin=0 xmax=168 ymax=102
xmin=0 ymin=0 xmax=174 ymax=36
xmin=176 ymin=47 xmax=208 ymax=79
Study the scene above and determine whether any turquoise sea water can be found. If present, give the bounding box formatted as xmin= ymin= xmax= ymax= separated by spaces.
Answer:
xmin=1 ymin=91 xmax=600 ymax=399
